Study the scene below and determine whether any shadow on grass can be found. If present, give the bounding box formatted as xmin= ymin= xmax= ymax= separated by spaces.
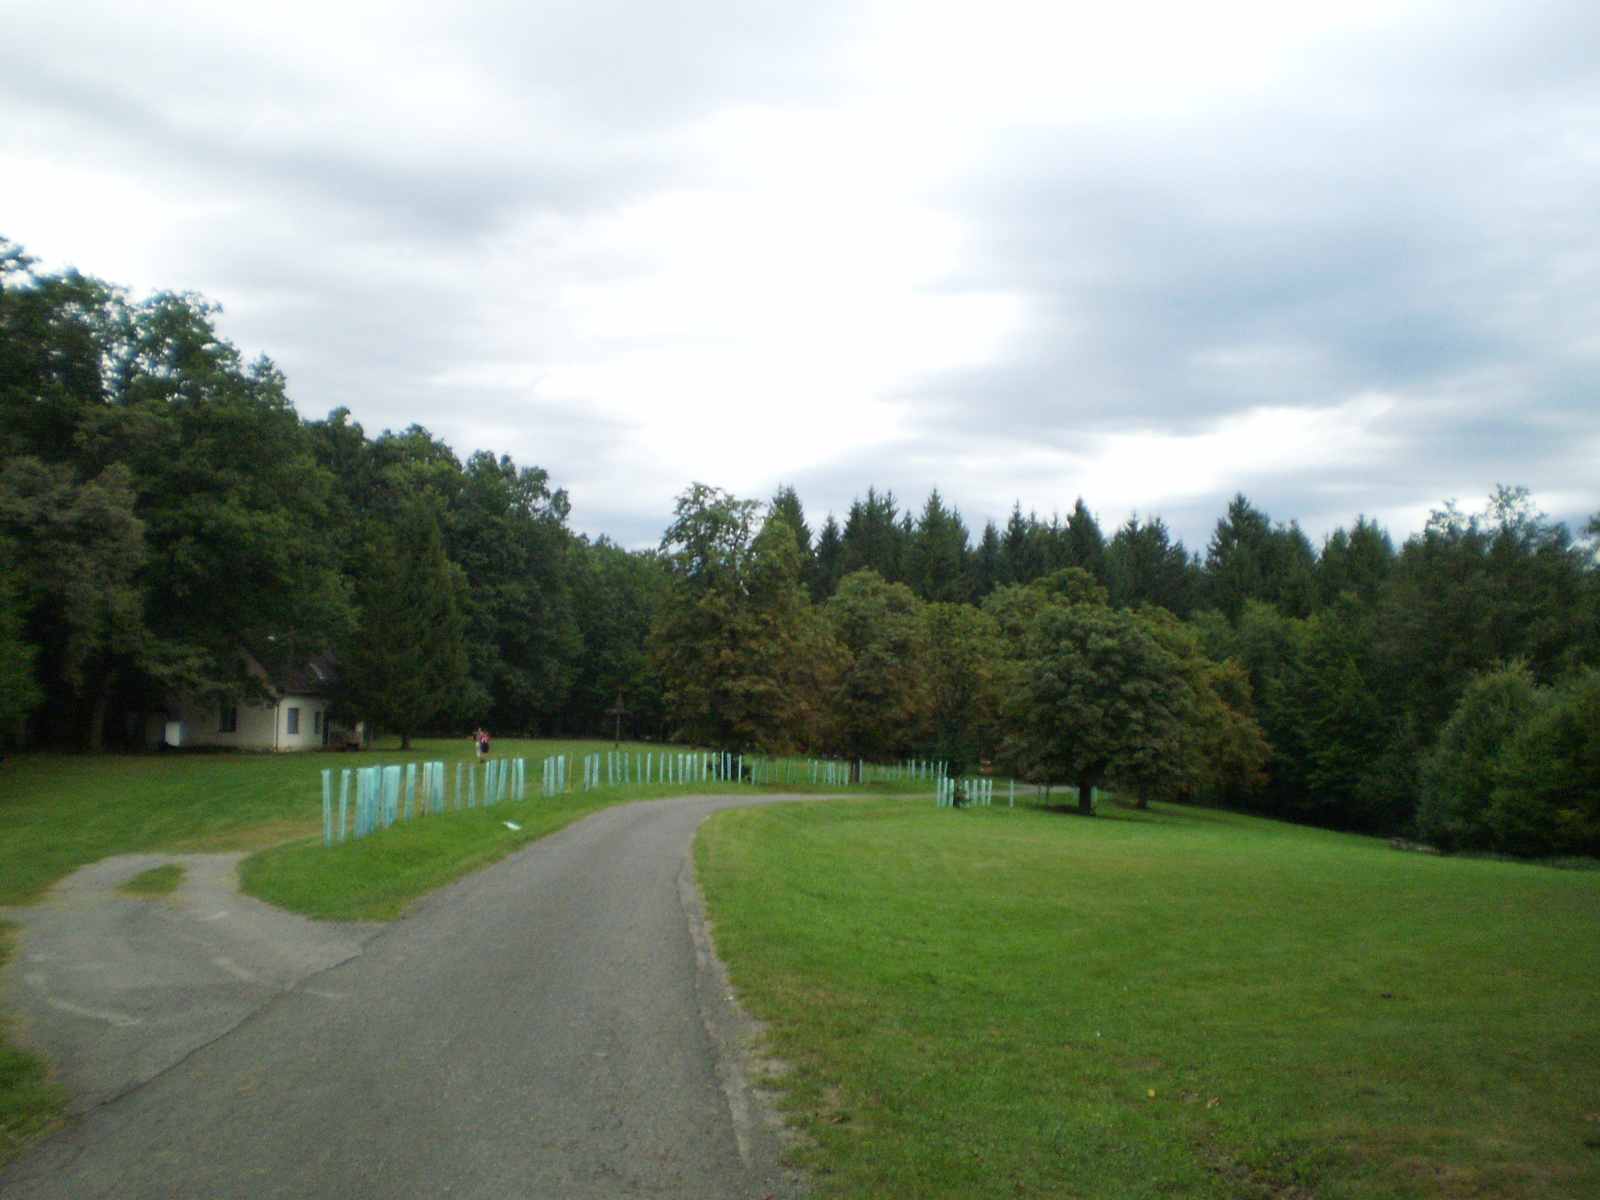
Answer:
xmin=1028 ymin=801 xmax=1174 ymax=825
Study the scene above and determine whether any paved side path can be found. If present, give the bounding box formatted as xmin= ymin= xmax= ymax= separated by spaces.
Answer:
xmin=1 ymin=794 xmax=809 ymax=1200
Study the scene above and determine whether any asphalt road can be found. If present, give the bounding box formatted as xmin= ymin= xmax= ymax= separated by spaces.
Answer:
xmin=1 ymin=794 xmax=810 ymax=1200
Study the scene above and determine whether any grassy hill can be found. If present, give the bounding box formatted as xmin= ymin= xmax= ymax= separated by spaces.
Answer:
xmin=696 ymin=797 xmax=1600 ymax=1199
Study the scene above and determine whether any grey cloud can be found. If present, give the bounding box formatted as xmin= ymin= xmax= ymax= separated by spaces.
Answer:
xmin=442 ymin=0 xmax=864 ymax=132
xmin=895 ymin=0 xmax=1600 ymax=540
xmin=1 ymin=0 xmax=864 ymax=514
xmin=931 ymin=2 xmax=1600 ymax=409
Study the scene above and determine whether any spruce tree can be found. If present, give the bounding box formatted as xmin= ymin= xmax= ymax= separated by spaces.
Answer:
xmin=905 ymin=488 xmax=971 ymax=603
xmin=340 ymin=499 xmax=469 ymax=749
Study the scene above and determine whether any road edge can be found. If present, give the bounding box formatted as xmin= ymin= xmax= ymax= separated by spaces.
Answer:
xmin=678 ymin=846 xmax=808 ymax=1199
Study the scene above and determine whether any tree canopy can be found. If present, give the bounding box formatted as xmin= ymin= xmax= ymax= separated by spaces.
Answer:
xmin=4 ymin=235 xmax=1598 ymax=860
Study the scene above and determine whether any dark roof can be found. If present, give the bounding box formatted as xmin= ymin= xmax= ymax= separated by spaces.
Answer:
xmin=249 ymin=646 xmax=341 ymax=697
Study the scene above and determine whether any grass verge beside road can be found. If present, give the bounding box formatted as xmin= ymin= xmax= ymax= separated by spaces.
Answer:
xmin=241 ymin=781 xmax=754 ymax=921
xmin=695 ymin=797 xmax=1600 ymax=1200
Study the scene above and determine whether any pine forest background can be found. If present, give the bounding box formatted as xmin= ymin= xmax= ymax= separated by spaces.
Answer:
xmin=3 ymin=239 xmax=1598 ymax=859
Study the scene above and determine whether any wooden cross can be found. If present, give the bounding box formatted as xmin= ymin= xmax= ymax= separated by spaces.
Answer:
xmin=605 ymin=694 xmax=631 ymax=749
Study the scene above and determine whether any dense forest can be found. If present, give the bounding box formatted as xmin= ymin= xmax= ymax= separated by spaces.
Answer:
xmin=3 ymin=240 xmax=1597 ymax=856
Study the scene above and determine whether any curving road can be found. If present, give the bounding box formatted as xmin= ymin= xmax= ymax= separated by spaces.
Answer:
xmin=1 ymin=794 xmax=811 ymax=1200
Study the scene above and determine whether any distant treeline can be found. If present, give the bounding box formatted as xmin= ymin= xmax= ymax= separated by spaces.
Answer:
xmin=3 ymin=239 xmax=1597 ymax=856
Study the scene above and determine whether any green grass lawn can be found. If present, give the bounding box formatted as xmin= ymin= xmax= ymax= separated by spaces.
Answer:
xmin=695 ymin=797 xmax=1600 ymax=1200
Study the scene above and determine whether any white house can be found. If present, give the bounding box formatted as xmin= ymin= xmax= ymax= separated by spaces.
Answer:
xmin=162 ymin=654 xmax=351 ymax=751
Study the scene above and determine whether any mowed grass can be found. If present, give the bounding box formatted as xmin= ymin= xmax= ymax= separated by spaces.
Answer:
xmin=695 ymin=798 xmax=1600 ymax=1200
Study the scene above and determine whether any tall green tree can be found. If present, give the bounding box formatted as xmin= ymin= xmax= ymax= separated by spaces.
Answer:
xmin=449 ymin=451 xmax=579 ymax=732
xmin=1140 ymin=607 xmax=1270 ymax=806
xmin=1493 ymin=669 xmax=1600 ymax=857
xmin=971 ymin=520 xmax=1006 ymax=597
xmin=918 ymin=601 xmax=1001 ymax=770
xmin=652 ymin=485 xmax=837 ymax=751
xmin=1105 ymin=515 xmax=1199 ymax=616
xmin=0 ymin=459 xmax=150 ymax=748
xmin=80 ymin=291 xmax=350 ymax=719
xmin=824 ymin=569 xmax=927 ymax=762
xmin=1064 ymin=498 xmax=1106 ymax=582
xmin=1003 ymin=591 xmax=1194 ymax=814
xmin=768 ymin=485 xmax=814 ymax=586
xmin=904 ymin=489 xmax=971 ymax=603
xmin=1203 ymin=495 xmax=1319 ymax=621
xmin=339 ymin=500 xmax=470 ymax=749
xmin=0 ymin=241 xmax=114 ymax=465
xmin=811 ymin=514 xmax=845 ymax=601
xmin=1374 ymin=489 xmax=1594 ymax=739
xmin=1319 ymin=516 xmax=1393 ymax=607
xmin=840 ymin=488 xmax=907 ymax=583
xmin=567 ymin=538 xmax=668 ymax=739
xmin=0 ymin=538 xmax=40 ymax=741
xmin=1416 ymin=662 xmax=1544 ymax=853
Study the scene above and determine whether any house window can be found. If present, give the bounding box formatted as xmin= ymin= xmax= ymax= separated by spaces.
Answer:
xmin=287 ymin=706 xmax=301 ymax=735
xmin=219 ymin=706 xmax=238 ymax=734
xmin=313 ymin=710 xmax=322 ymax=736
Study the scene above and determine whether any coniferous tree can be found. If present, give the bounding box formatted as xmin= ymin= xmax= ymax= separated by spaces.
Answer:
xmin=972 ymin=520 xmax=1005 ymax=597
xmin=1373 ymin=490 xmax=1594 ymax=739
xmin=339 ymin=500 xmax=470 ymax=749
xmin=905 ymin=488 xmax=971 ymax=603
xmin=1319 ymin=516 xmax=1393 ymax=607
xmin=841 ymin=488 xmax=906 ymax=582
xmin=1001 ymin=504 xmax=1032 ymax=584
xmin=1064 ymin=498 xmax=1106 ymax=582
xmin=811 ymin=514 xmax=845 ymax=601
xmin=1105 ymin=515 xmax=1199 ymax=616
xmin=768 ymin=485 xmax=815 ymax=596
xmin=1203 ymin=495 xmax=1319 ymax=620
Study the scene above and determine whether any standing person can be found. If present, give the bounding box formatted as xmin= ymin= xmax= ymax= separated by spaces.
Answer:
xmin=475 ymin=727 xmax=490 ymax=762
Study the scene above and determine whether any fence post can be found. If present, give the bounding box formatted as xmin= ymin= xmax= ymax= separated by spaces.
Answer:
xmin=382 ymin=765 xmax=401 ymax=828
xmin=322 ymin=770 xmax=333 ymax=847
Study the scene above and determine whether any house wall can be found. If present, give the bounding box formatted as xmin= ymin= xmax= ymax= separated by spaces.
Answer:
xmin=275 ymin=695 xmax=330 ymax=751
xmin=169 ymin=695 xmax=330 ymax=751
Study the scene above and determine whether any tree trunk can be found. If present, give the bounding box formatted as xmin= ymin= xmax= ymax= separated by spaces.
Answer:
xmin=400 ymin=728 xmax=412 ymax=751
xmin=87 ymin=667 xmax=116 ymax=753
xmin=1134 ymin=789 xmax=1149 ymax=810
xmin=1078 ymin=779 xmax=1094 ymax=815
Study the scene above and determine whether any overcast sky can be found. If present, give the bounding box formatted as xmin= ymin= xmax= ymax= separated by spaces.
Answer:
xmin=3 ymin=0 xmax=1597 ymax=550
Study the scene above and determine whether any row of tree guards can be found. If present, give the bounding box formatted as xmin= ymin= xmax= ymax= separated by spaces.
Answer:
xmin=320 ymin=753 xmax=1010 ymax=846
